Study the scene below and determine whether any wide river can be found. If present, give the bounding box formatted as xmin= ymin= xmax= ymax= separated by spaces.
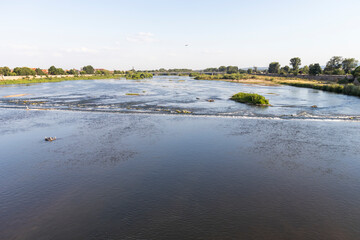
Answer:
xmin=1 ymin=76 xmax=360 ymax=239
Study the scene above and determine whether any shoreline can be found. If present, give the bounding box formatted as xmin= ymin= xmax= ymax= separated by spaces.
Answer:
xmin=195 ymin=74 xmax=360 ymax=97
xmin=0 ymin=74 xmax=123 ymax=85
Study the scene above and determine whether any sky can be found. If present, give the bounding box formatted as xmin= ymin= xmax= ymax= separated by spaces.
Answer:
xmin=1 ymin=0 xmax=359 ymax=70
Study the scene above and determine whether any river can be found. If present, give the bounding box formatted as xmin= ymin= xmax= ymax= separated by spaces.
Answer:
xmin=1 ymin=76 xmax=360 ymax=239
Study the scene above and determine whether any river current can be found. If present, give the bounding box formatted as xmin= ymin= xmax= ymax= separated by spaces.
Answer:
xmin=1 ymin=77 xmax=360 ymax=239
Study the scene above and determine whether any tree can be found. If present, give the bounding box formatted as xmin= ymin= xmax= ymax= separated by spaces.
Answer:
xmin=290 ymin=57 xmax=301 ymax=72
xmin=352 ymin=66 xmax=360 ymax=79
xmin=253 ymin=66 xmax=258 ymax=73
xmin=82 ymin=65 xmax=95 ymax=74
xmin=48 ymin=66 xmax=57 ymax=75
xmin=56 ymin=68 xmax=65 ymax=75
xmin=204 ymin=67 xmax=219 ymax=72
xmin=283 ymin=66 xmax=290 ymax=73
xmin=268 ymin=62 xmax=280 ymax=73
xmin=0 ymin=66 xmax=11 ymax=76
xmin=48 ymin=66 xmax=66 ymax=75
xmin=35 ymin=68 xmax=44 ymax=75
xmin=332 ymin=69 xmax=345 ymax=75
xmin=247 ymin=68 xmax=253 ymax=74
xmin=67 ymin=69 xmax=78 ymax=75
xmin=309 ymin=63 xmax=322 ymax=75
xmin=219 ymin=66 xmax=226 ymax=72
xmin=280 ymin=66 xmax=290 ymax=75
xmin=226 ymin=66 xmax=238 ymax=74
xmin=13 ymin=67 xmax=36 ymax=76
xmin=300 ymin=65 xmax=309 ymax=74
xmin=342 ymin=58 xmax=358 ymax=74
xmin=324 ymin=56 xmax=343 ymax=74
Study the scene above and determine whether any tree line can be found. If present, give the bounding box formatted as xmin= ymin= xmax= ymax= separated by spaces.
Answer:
xmin=0 ymin=65 xmax=124 ymax=76
xmin=268 ymin=56 xmax=358 ymax=76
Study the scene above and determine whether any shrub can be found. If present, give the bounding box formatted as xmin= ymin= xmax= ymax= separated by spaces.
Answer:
xmin=231 ymin=92 xmax=269 ymax=105
xmin=352 ymin=66 xmax=360 ymax=78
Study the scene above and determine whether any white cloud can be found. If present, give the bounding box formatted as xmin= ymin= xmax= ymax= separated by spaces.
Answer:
xmin=126 ymin=32 xmax=156 ymax=43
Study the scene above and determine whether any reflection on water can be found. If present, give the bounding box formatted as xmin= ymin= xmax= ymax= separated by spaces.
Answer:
xmin=1 ymin=76 xmax=360 ymax=121
xmin=1 ymin=109 xmax=360 ymax=240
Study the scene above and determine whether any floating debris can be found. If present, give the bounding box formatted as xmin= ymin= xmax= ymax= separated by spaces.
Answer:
xmin=207 ymin=99 xmax=215 ymax=102
xmin=126 ymin=93 xmax=140 ymax=96
xmin=45 ymin=137 xmax=56 ymax=142
xmin=311 ymin=105 xmax=318 ymax=108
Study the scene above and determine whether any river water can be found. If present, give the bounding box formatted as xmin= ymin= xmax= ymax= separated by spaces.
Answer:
xmin=1 ymin=77 xmax=360 ymax=239
xmin=1 ymin=76 xmax=360 ymax=120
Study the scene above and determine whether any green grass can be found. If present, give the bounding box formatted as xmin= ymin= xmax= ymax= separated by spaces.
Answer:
xmin=0 ymin=75 xmax=122 ymax=85
xmin=194 ymin=73 xmax=360 ymax=98
xmin=278 ymin=82 xmax=360 ymax=97
xmin=231 ymin=92 xmax=270 ymax=105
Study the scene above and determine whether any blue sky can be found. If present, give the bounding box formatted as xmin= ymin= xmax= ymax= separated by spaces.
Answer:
xmin=1 ymin=0 xmax=359 ymax=70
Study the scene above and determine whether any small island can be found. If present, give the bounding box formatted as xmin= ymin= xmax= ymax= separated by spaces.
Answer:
xmin=230 ymin=92 xmax=270 ymax=105
xmin=125 ymin=72 xmax=153 ymax=80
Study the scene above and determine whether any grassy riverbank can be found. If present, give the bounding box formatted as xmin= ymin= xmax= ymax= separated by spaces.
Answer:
xmin=195 ymin=74 xmax=360 ymax=97
xmin=0 ymin=75 xmax=122 ymax=85
xmin=278 ymin=81 xmax=360 ymax=97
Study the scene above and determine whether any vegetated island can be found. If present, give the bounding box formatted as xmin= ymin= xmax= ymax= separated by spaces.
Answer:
xmin=125 ymin=72 xmax=153 ymax=80
xmin=231 ymin=92 xmax=270 ymax=105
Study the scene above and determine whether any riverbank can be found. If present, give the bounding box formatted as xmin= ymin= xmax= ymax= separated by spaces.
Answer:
xmin=195 ymin=74 xmax=360 ymax=97
xmin=0 ymin=74 xmax=123 ymax=85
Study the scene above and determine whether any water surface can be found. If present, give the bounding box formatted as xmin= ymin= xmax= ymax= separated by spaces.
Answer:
xmin=1 ymin=78 xmax=360 ymax=239
xmin=1 ymin=76 xmax=360 ymax=120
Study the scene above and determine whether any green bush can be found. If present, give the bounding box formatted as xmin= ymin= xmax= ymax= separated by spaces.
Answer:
xmin=189 ymin=72 xmax=200 ymax=77
xmin=352 ymin=66 xmax=360 ymax=78
xmin=337 ymin=78 xmax=352 ymax=84
xmin=231 ymin=92 xmax=269 ymax=105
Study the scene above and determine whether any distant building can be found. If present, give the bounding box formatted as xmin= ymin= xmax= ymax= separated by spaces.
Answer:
xmin=95 ymin=68 xmax=113 ymax=74
xmin=30 ymin=68 xmax=48 ymax=74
